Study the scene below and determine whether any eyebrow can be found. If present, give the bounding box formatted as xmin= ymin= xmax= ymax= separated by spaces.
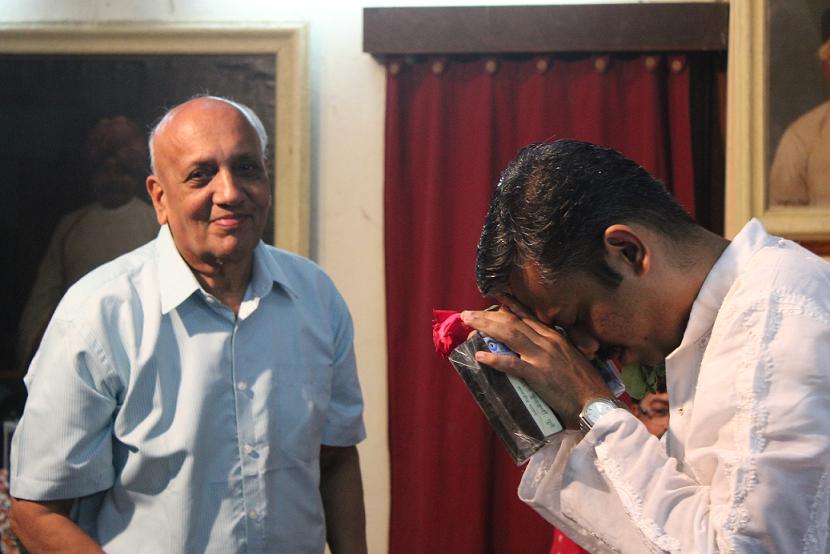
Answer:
xmin=181 ymin=160 xmax=216 ymax=174
xmin=231 ymin=153 xmax=264 ymax=165
xmin=181 ymin=151 xmax=263 ymax=171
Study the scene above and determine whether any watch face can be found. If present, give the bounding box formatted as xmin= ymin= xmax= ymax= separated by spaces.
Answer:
xmin=585 ymin=399 xmax=617 ymax=425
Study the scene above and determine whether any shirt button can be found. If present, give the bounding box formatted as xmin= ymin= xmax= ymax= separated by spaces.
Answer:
xmin=237 ymin=381 xmax=247 ymax=391
xmin=248 ymin=510 xmax=259 ymax=520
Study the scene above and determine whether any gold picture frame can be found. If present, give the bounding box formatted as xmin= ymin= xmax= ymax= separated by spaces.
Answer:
xmin=726 ymin=0 xmax=830 ymax=251
xmin=0 ymin=22 xmax=310 ymax=255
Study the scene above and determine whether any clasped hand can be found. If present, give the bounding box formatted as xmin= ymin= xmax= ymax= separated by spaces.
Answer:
xmin=460 ymin=297 xmax=612 ymax=430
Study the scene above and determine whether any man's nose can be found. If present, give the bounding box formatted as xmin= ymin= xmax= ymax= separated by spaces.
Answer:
xmin=568 ymin=327 xmax=601 ymax=359
xmin=214 ymin=169 xmax=244 ymax=205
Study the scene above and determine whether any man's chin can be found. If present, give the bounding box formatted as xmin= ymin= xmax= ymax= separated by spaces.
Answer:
xmin=617 ymin=349 xmax=662 ymax=368
xmin=213 ymin=250 xmax=248 ymax=265
xmin=201 ymin=241 xmax=257 ymax=268
xmin=618 ymin=350 xmax=639 ymax=366
xmin=640 ymin=354 xmax=668 ymax=368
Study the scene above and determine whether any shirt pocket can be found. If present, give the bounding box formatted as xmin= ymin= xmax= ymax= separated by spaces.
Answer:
xmin=273 ymin=364 xmax=333 ymax=463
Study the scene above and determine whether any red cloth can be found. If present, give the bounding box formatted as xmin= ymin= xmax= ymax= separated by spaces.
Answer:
xmin=431 ymin=309 xmax=472 ymax=356
xmin=385 ymin=54 xmax=694 ymax=554
xmin=552 ymin=529 xmax=586 ymax=554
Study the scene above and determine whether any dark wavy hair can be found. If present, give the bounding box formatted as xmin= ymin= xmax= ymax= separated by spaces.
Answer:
xmin=476 ymin=139 xmax=698 ymax=295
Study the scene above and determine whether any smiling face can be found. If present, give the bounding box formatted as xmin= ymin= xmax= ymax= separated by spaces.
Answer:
xmin=507 ymin=262 xmax=674 ymax=368
xmin=146 ymin=99 xmax=271 ymax=273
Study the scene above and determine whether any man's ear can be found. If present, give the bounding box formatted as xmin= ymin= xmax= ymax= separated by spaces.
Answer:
xmin=603 ymin=224 xmax=649 ymax=276
xmin=146 ymin=175 xmax=168 ymax=225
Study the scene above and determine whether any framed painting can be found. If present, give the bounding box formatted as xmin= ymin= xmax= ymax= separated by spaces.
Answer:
xmin=726 ymin=0 xmax=830 ymax=253
xmin=0 ymin=23 xmax=309 ymax=388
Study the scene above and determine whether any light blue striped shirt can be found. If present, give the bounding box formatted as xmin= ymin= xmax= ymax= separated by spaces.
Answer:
xmin=11 ymin=225 xmax=365 ymax=553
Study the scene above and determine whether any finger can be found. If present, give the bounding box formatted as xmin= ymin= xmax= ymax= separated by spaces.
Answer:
xmin=461 ymin=311 xmax=544 ymax=356
xmin=522 ymin=317 xmax=568 ymax=343
xmin=493 ymin=294 xmax=570 ymax=346
xmin=461 ymin=310 xmax=546 ymax=356
xmin=474 ymin=350 xmax=532 ymax=381
xmin=460 ymin=308 xmax=518 ymax=331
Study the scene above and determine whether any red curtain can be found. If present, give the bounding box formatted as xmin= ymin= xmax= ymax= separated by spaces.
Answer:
xmin=385 ymin=54 xmax=694 ymax=554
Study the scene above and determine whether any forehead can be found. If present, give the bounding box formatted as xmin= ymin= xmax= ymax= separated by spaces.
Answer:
xmin=507 ymin=263 xmax=589 ymax=318
xmin=509 ymin=263 xmax=559 ymax=307
xmin=154 ymin=101 xmax=261 ymax=166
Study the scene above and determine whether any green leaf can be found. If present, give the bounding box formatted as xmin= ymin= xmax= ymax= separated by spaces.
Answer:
xmin=620 ymin=363 xmax=647 ymax=400
xmin=643 ymin=364 xmax=666 ymax=395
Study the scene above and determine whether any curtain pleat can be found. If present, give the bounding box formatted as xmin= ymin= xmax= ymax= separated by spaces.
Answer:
xmin=385 ymin=54 xmax=699 ymax=554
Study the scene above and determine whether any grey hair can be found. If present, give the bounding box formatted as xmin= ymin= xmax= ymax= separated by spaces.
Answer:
xmin=148 ymin=95 xmax=269 ymax=174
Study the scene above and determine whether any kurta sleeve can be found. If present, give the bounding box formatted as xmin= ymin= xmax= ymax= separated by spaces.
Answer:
xmin=520 ymin=414 xmax=676 ymax=553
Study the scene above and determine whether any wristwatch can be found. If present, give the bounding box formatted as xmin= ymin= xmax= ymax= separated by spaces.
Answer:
xmin=579 ymin=397 xmax=627 ymax=433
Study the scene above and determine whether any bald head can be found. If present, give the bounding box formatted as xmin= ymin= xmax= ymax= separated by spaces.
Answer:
xmin=149 ymin=96 xmax=268 ymax=174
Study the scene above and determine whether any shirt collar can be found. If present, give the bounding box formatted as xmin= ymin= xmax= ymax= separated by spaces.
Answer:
xmin=157 ymin=225 xmax=202 ymax=315
xmin=250 ymin=240 xmax=299 ymax=300
xmin=157 ymin=225 xmax=298 ymax=314
xmin=668 ymin=218 xmax=773 ymax=360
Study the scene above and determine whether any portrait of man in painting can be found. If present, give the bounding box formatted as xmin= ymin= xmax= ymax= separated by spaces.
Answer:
xmin=0 ymin=53 xmax=276 ymax=420
xmin=767 ymin=2 xmax=830 ymax=207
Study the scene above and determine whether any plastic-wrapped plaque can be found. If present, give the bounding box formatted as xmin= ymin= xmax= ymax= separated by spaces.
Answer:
xmin=448 ymin=332 xmax=564 ymax=464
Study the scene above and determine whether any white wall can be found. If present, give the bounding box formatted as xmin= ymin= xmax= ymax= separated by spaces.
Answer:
xmin=0 ymin=0 xmax=723 ymax=551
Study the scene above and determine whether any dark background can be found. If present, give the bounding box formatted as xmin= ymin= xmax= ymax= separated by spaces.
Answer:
xmin=0 ymin=54 xmax=277 ymax=418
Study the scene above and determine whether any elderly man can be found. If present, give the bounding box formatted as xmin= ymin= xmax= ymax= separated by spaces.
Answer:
xmin=463 ymin=140 xmax=830 ymax=552
xmin=10 ymin=96 xmax=367 ymax=553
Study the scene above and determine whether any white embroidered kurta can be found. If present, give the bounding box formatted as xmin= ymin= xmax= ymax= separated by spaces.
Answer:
xmin=519 ymin=219 xmax=830 ymax=553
